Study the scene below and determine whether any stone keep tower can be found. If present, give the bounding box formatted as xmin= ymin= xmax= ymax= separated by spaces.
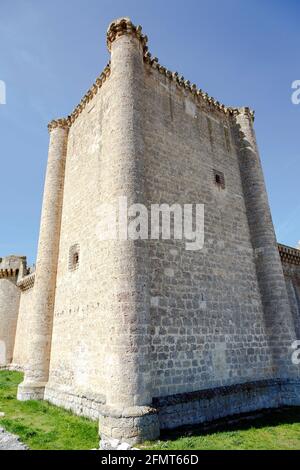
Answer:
xmin=15 ymin=18 xmax=299 ymax=446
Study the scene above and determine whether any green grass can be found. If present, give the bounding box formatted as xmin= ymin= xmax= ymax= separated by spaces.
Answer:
xmin=140 ymin=407 xmax=300 ymax=450
xmin=0 ymin=371 xmax=98 ymax=450
xmin=2 ymin=371 xmax=300 ymax=450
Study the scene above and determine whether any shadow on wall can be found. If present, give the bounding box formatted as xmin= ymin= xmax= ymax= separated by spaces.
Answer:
xmin=159 ymin=406 xmax=300 ymax=443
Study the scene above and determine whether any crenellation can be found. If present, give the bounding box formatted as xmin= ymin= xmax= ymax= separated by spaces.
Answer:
xmin=48 ymin=62 xmax=111 ymax=131
xmin=47 ymin=18 xmax=253 ymax=137
xmin=0 ymin=256 xmax=26 ymax=281
xmin=106 ymin=17 xmax=148 ymax=52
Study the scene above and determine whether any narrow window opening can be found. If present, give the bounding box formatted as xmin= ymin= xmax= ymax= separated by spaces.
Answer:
xmin=213 ymin=170 xmax=225 ymax=189
xmin=69 ymin=244 xmax=80 ymax=271
xmin=215 ymin=174 xmax=221 ymax=184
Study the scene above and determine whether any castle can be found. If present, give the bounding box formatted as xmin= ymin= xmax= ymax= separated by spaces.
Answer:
xmin=1 ymin=18 xmax=300 ymax=448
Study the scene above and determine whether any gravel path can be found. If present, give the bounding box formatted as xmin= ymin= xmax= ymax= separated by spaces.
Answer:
xmin=0 ymin=427 xmax=28 ymax=450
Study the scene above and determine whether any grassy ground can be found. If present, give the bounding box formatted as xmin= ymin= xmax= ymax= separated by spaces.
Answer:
xmin=1 ymin=371 xmax=300 ymax=450
xmin=0 ymin=370 xmax=98 ymax=450
xmin=140 ymin=407 xmax=300 ymax=450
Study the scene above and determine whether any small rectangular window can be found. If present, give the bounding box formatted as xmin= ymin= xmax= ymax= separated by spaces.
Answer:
xmin=213 ymin=169 xmax=225 ymax=189
xmin=69 ymin=244 xmax=80 ymax=271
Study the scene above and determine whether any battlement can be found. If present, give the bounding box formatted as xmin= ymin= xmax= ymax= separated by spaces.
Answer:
xmin=0 ymin=256 xmax=26 ymax=280
xmin=278 ymin=243 xmax=300 ymax=265
xmin=48 ymin=17 xmax=254 ymax=133
xmin=0 ymin=255 xmax=36 ymax=288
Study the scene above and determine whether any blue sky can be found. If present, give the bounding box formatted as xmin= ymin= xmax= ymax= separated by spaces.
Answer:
xmin=0 ymin=0 xmax=299 ymax=265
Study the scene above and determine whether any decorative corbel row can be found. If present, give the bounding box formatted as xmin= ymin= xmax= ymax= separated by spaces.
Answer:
xmin=68 ymin=63 xmax=111 ymax=126
xmin=232 ymin=107 xmax=255 ymax=122
xmin=48 ymin=118 xmax=70 ymax=133
xmin=47 ymin=18 xmax=255 ymax=132
xmin=278 ymin=243 xmax=300 ymax=266
xmin=143 ymin=48 xmax=254 ymax=120
xmin=47 ymin=62 xmax=111 ymax=133
xmin=17 ymin=272 xmax=36 ymax=292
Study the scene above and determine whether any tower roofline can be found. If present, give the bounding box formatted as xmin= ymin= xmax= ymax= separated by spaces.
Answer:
xmin=48 ymin=17 xmax=254 ymax=132
xmin=106 ymin=17 xmax=148 ymax=52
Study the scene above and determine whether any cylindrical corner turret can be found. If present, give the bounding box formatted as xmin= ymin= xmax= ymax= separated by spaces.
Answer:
xmin=0 ymin=256 xmax=26 ymax=367
xmin=17 ymin=121 xmax=69 ymax=400
xmin=233 ymin=107 xmax=297 ymax=377
xmin=106 ymin=17 xmax=148 ymax=53
xmin=98 ymin=18 xmax=159 ymax=447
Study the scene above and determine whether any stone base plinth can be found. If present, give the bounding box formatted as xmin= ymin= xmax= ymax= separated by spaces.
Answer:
xmin=44 ymin=383 xmax=105 ymax=420
xmin=17 ymin=381 xmax=46 ymax=401
xmin=99 ymin=405 xmax=160 ymax=448
xmin=154 ymin=379 xmax=300 ymax=431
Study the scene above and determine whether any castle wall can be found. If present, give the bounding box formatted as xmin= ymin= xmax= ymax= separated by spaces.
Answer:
xmin=12 ymin=284 xmax=35 ymax=369
xmin=44 ymin=83 xmax=110 ymax=417
xmin=281 ymin=262 xmax=300 ymax=339
xmin=0 ymin=256 xmax=26 ymax=367
xmin=142 ymin=66 xmax=275 ymax=398
xmin=0 ymin=279 xmax=20 ymax=366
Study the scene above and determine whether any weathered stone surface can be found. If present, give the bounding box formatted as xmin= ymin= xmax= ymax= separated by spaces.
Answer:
xmin=99 ymin=437 xmax=139 ymax=450
xmin=99 ymin=404 xmax=160 ymax=445
xmin=154 ymin=379 xmax=300 ymax=429
xmin=279 ymin=245 xmax=300 ymax=340
xmin=17 ymin=124 xmax=69 ymax=401
xmin=44 ymin=385 xmax=105 ymax=420
xmin=0 ymin=256 xmax=25 ymax=367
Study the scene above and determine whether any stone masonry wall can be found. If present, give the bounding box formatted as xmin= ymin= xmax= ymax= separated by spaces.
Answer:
xmin=12 ymin=285 xmax=35 ymax=369
xmin=44 ymin=81 xmax=111 ymax=413
xmin=0 ymin=279 xmax=20 ymax=366
xmin=285 ymin=267 xmax=300 ymax=338
xmin=142 ymin=65 xmax=275 ymax=397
